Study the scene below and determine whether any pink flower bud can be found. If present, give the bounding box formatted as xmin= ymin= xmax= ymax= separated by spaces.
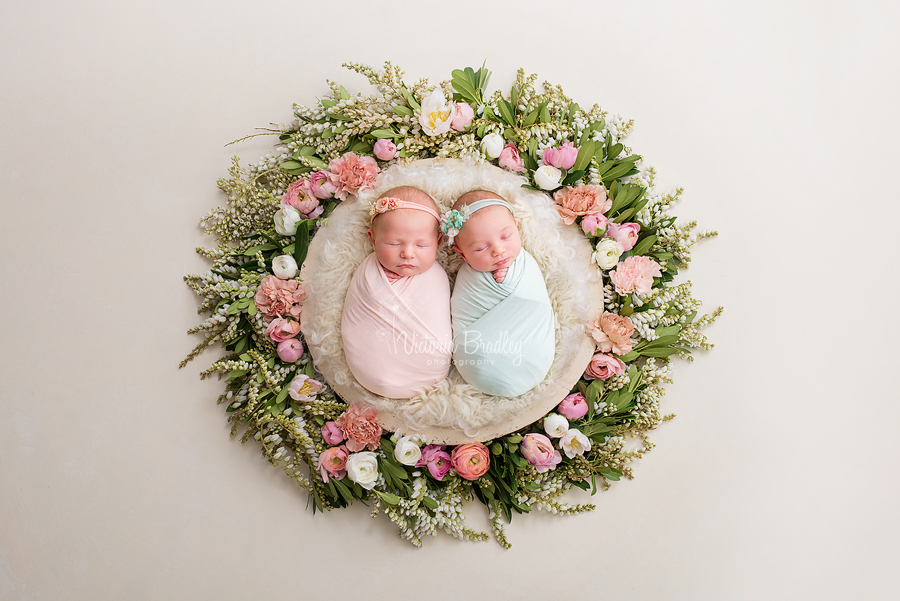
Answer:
xmin=321 ymin=421 xmax=345 ymax=445
xmin=309 ymin=170 xmax=337 ymax=199
xmin=558 ymin=393 xmax=589 ymax=420
xmin=543 ymin=142 xmax=579 ymax=170
xmin=581 ymin=212 xmax=609 ymax=236
xmin=373 ymin=139 xmax=398 ymax=161
xmin=498 ymin=143 xmax=525 ymax=172
xmin=450 ymin=102 xmax=474 ymax=131
xmin=276 ymin=338 xmax=304 ymax=363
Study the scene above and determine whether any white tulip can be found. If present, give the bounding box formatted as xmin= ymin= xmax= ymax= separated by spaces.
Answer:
xmin=418 ymin=89 xmax=453 ymax=136
xmin=592 ymin=238 xmax=625 ymax=270
xmin=543 ymin=413 xmax=569 ymax=438
xmin=560 ymin=428 xmax=592 ymax=458
xmin=480 ymin=132 xmax=505 ymax=159
xmin=346 ymin=451 xmax=379 ymax=490
xmin=534 ymin=165 xmax=562 ymax=190
xmin=273 ymin=205 xmax=301 ymax=236
xmin=271 ymin=255 xmax=298 ymax=279
xmin=393 ymin=436 xmax=422 ymax=466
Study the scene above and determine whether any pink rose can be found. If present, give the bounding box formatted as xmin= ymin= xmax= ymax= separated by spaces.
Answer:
xmin=591 ymin=312 xmax=636 ymax=355
xmin=450 ymin=102 xmax=474 ymax=131
xmin=542 ymin=142 xmax=579 ymax=170
xmin=321 ymin=421 xmax=345 ymax=445
xmin=498 ymin=143 xmax=525 ymax=172
xmin=519 ymin=433 xmax=562 ymax=473
xmin=450 ymin=442 xmax=490 ymax=481
xmin=606 ymin=222 xmax=641 ymax=252
xmin=373 ymin=139 xmax=398 ymax=161
xmin=266 ymin=317 xmax=300 ymax=343
xmin=553 ymin=185 xmax=612 ymax=225
xmin=287 ymin=374 xmax=323 ymax=402
xmin=581 ymin=212 xmax=609 ymax=236
xmin=309 ymin=170 xmax=337 ymax=200
xmin=558 ymin=393 xmax=589 ymax=420
xmin=276 ymin=338 xmax=304 ymax=363
xmin=326 ymin=152 xmax=380 ymax=201
xmin=318 ymin=445 xmax=349 ymax=483
xmin=416 ymin=445 xmax=452 ymax=481
xmin=254 ymin=275 xmax=306 ymax=322
xmin=281 ymin=178 xmax=323 ymax=219
xmin=335 ymin=404 xmax=382 ymax=452
xmin=584 ymin=352 xmax=626 ymax=380
xmin=609 ymin=255 xmax=662 ymax=296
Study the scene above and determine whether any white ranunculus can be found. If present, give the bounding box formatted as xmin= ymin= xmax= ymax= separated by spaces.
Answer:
xmin=419 ymin=89 xmax=454 ymax=136
xmin=592 ymin=237 xmax=625 ymax=270
xmin=480 ymin=132 xmax=505 ymax=159
xmin=346 ymin=451 xmax=379 ymax=490
xmin=393 ymin=436 xmax=422 ymax=466
xmin=273 ymin=205 xmax=302 ymax=236
xmin=543 ymin=413 xmax=569 ymax=438
xmin=560 ymin=428 xmax=592 ymax=459
xmin=534 ymin=165 xmax=562 ymax=190
xmin=271 ymin=255 xmax=298 ymax=279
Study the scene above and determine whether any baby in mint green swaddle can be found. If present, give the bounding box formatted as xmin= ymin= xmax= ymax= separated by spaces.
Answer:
xmin=442 ymin=191 xmax=555 ymax=397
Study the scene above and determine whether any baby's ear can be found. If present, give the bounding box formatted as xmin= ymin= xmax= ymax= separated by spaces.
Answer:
xmin=367 ymin=229 xmax=375 ymax=244
xmin=452 ymin=244 xmax=464 ymax=257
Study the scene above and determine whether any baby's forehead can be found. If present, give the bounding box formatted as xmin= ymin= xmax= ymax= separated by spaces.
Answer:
xmin=373 ymin=209 xmax=439 ymax=235
xmin=467 ymin=205 xmax=515 ymax=227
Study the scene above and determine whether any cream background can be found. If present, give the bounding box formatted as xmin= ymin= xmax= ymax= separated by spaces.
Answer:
xmin=1 ymin=1 xmax=898 ymax=599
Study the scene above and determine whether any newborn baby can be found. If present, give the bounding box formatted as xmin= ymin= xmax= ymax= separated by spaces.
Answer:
xmin=341 ymin=186 xmax=453 ymax=399
xmin=445 ymin=190 xmax=555 ymax=397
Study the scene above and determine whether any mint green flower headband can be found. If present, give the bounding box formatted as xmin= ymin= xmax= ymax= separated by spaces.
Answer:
xmin=440 ymin=198 xmax=515 ymax=245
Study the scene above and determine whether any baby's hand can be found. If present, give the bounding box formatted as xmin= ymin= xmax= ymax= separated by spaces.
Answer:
xmin=492 ymin=267 xmax=508 ymax=284
xmin=383 ymin=266 xmax=403 ymax=283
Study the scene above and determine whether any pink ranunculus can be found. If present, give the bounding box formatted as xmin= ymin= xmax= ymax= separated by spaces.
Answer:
xmin=591 ymin=312 xmax=636 ymax=355
xmin=542 ymin=142 xmax=579 ymax=170
xmin=281 ymin=178 xmax=324 ymax=219
xmin=326 ymin=152 xmax=380 ymax=201
xmin=335 ymin=404 xmax=382 ymax=452
xmin=276 ymin=338 xmax=304 ymax=363
xmin=584 ymin=352 xmax=626 ymax=381
xmin=309 ymin=170 xmax=337 ymax=200
xmin=373 ymin=139 xmax=398 ymax=161
xmin=287 ymin=374 xmax=324 ymax=402
xmin=450 ymin=102 xmax=474 ymax=131
xmin=266 ymin=317 xmax=301 ymax=343
xmin=498 ymin=143 xmax=525 ymax=172
xmin=254 ymin=275 xmax=307 ymax=322
xmin=321 ymin=421 xmax=345 ymax=445
xmin=553 ymin=185 xmax=612 ymax=225
xmin=520 ymin=433 xmax=562 ymax=473
xmin=450 ymin=442 xmax=490 ymax=481
xmin=606 ymin=222 xmax=641 ymax=252
xmin=318 ymin=445 xmax=349 ymax=483
xmin=609 ymin=255 xmax=663 ymax=296
xmin=558 ymin=393 xmax=589 ymax=420
xmin=581 ymin=212 xmax=609 ymax=236
xmin=416 ymin=445 xmax=452 ymax=481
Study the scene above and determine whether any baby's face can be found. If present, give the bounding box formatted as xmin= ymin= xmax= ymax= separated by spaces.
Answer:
xmin=453 ymin=206 xmax=521 ymax=273
xmin=367 ymin=209 xmax=440 ymax=278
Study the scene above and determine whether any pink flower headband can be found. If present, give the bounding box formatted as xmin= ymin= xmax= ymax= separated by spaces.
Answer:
xmin=369 ymin=196 xmax=441 ymax=222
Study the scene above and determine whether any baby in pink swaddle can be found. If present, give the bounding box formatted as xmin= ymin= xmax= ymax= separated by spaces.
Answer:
xmin=341 ymin=187 xmax=453 ymax=399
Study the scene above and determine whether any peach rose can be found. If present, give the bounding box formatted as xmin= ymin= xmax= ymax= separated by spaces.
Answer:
xmin=609 ymin=255 xmax=662 ymax=296
xmin=591 ymin=312 xmax=636 ymax=355
xmin=281 ymin=178 xmax=324 ymax=219
xmin=318 ymin=445 xmax=349 ymax=483
xmin=606 ymin=222 xmax=641 ymax=252
xmin=498 ymin=143 xmax=525 ymax=172
xmin=335 ymin=404 xmax=382 ymax=452
xmin=553 ymin=185 xmax=612 ymax=225
xmin=451 ymin=442 xmax=490 ymax=481
xmin=584 ymin=352 xmax=626 ymax=380
xmin=266 ymin=317 xmax=301 ymax=343
xmin=519 ymin=433 xmax=561 ymax=473
xmin=254 ymin=275 xmax=307 ymax=322
xmin=450 ymin=102 xmax=474 ymax=131
xmin=309 ymin=170 xmax=337 ymax=199
xmin=327 ymin=152 xmax=380 ymax=201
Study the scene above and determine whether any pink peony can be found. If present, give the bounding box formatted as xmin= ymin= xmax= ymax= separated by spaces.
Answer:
xmin=416 ymin=445 xmax=452 ymax=481
xmin=498 ymin=143 xmax=525 ymax=172
xmin=558 ymin=393 xmax=589 ymax=420
xmin=542 ymin=142 xmax=579 ymax=170
xmin=266 ymin=317 xmax=300 ymax=343
xmin=591 ymin=312 xmax=636 ymax=355
xmin=584 ymin=352 xmax=626 ymax=381
xmin=520 ymin=433 xmax=562 ymax=473
xmin=606 ymin=222 xmax=641 ymax=252
xmin=287 ymin=374 xmax=323 ymax=402
xmin=321 ymin=421 xmax=345 ymax=445
xmin=318 ymin=445 xmax=349 ymax=483
xmin=335 ymin=404 xmax=382 ymax=452
xmin=553 ymin=185 xmax=612 ymax=225
xmin=450 ymin=442 xmax=490 ymax=481
xmin=281 ymin=178 xmax=324 ymax=219
xmin=327 ymin=152 xmax=380 ymax=201
xmin=309 ymin=170 xmax=337 ymax=200
xmin=581 ymin=212 xmax=609 ymax=236
xmin=254 ymin=275 xmax=306 ymax=322
xmin=276 ymin=338 xmax=304 ymax=363
xmin=372 ymin=139 xmax=398 ymax=161
xmin=609 ymin=255 xmax=662 ymax=296
xmin=450 ymin=102 xmax=475 ymax=131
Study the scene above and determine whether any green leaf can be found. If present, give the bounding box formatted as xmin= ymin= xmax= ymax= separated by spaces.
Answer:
xmin=339 ymin=85 xmax=350 ymax=100
xmin=320 ymin=128 xmax=333 ymax=139
xmin=293 ymin=224 xmax=309 ymax=267
xmin=349 ymin=139 xmax=373 ymax=155
xmin=630 ymin=235 xmax=657 ymax=257
xmin=451 ymin=70 xmax=478 ymax=101
xmin=618 ymin=350 xmax=639 ymax=362
xmin=491 ymin=442 xmax=503 ymax=455
xmin=275 ymin=384 xmax=290 ymax=404
xmin=295 ymin=145 xmax=317 ymax=157
xmin=476 ymin=123 xmax=486 ymax=138
xmin=246 ymin=302 xmax=257 ymax=316
xmin=540 ymin=103 xmax=551 ymax=124
xmin=392 ymin=105 xmax=413 ymax=117
xmin=422 ymin=497 xmax=438 ymax=510
xmin=332 ymin=478 xmax=353 ymax=503
xmin=506 ymin=434 xmax=522 ymax=444
xmin=586 ymin=379 xmax=603 ymax=406
xmin=640 ymin=347 xmax=680 ymax=358
xmin=561 ymin=169 xmax=585 ymax=187
xmin=376 ymin=491 xmax=401 ymax=506
xmin=498 ymin=100 xmax=516 ymax=126
xmin=607 ymin=143 xmax=623 ymax=160
xmin=320 ymin=99 xmax=336 ymax=109
xmin=523 ymin=107 xmax=540 ymax=126
xmin=369 ymin=129 xmax=395 ymax=139
xmin=510 ymin=84 xmax=519 ymax=108
xmin=567 ymin=102 xmax=581 ymax=123
xmin=227 ymin=370 xmax=248 ymax=379
xmin=483 ymin=104 xmax=498 ymax=122
xmin=242 ymin=243 xmax=276 ymax=256
xmin=572 ymin=140 xmax=597 ymax=172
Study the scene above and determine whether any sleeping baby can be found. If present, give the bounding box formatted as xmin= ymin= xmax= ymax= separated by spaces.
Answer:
xmin=444 ymin=190 xmax=555 ymax=397
xmin=341 ymin=186 xmax=453 ymax=399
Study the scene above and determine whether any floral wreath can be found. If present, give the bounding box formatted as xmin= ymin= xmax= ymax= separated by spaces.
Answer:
xmin=183 ymin=62 xmax=721 ymax=548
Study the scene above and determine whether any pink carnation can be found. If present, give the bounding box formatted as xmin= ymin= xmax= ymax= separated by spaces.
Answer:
xmin=266 ymin=317 xmax=301 ymax=343
xmin=254 ymin=275 xmax=307 ymax=322
xmin=281 ymin=178 xmax=324 ymax=219
xmin=606 ymin=222 xmax=641 ymax=252
xmin=309 ymin=170 xmax=337 ymax=200
xmin=543 ymin=142 xmax=579 ymax=170
xmin=584 ymin=352 xmax=626 ymax=380
xmin=416 ymin=445 xmax=452 ymax=480
xmin=558 ymin=393 xmax=589 ymax=420
xmin=520 ymin=433 xmax=562 ymax=473
xmin=318 ymin=445 xmax=349 ymax=483
xmin=498 ymin=143 xmax=525 ymax=172
xmin=609 ymin=255 xmax=662 ymax=296
xmin=335 ymin=404 xmax=382 ymax=452
xmin=553 ymin=185 xmax=612 ymax=225
xmin=327 ymin=152 xmax=380 ymax=201
xmin=591 ymin=312 xmax=636 ymax=355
